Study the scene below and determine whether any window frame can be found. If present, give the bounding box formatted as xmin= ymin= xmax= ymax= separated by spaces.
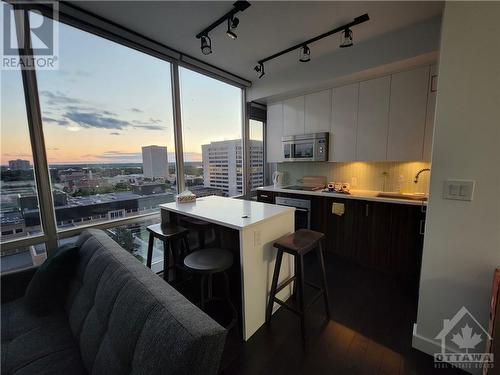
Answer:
xmin=2 ymin=4 xmax=250 ymax=257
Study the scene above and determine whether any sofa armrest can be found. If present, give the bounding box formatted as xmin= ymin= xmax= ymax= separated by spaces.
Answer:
xmin=1 ymin=266 xmax=38 ymax=303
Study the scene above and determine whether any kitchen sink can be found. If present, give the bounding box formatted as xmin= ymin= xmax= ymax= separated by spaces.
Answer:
xmin=377 ymin=192 xmax=428 ymax=201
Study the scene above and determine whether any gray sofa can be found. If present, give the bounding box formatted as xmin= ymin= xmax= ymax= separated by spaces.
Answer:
xmin=1 ymin=229 xmax=227 ymax=375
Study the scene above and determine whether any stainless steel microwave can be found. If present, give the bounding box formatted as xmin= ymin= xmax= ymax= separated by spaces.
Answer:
xmin=282 ymin=132 xmax=329 ymax=162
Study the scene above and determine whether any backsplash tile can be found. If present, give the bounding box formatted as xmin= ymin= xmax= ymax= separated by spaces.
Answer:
xmin=276 ymin=161 xmax=431 ymax=194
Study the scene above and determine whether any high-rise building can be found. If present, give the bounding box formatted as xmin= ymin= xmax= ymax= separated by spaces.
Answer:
xmin=142 ymin=145 xmax=168 ymax=179
xmin=202 ymin=139 xmax=263 ymax=196
xmin=8 ymin=159 xmax=31 ymax=171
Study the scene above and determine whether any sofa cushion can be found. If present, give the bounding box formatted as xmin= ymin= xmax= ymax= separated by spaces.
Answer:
xmin=65 ymin=229 xmax=227 ymax=375
xmin=1 ymin=299 xmax=85 ymax=375
xmin=24 ymin=244 xmax=80 ymax=316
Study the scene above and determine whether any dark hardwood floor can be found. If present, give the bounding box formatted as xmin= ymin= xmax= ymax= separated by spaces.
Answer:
xmin=219 ymin=253 xmax=466 ymax=375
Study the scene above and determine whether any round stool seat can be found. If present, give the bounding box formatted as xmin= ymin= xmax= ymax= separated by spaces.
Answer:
xmin=184 ymin=248 xmax=233 ymax=274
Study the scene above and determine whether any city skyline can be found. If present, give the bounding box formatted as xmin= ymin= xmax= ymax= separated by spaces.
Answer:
xmin=1 ymin=12 xmax=246 ymax=165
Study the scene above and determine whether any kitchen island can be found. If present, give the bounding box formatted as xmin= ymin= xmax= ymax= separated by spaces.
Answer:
xmin=160 ymin=195 xmax=295 ymax=340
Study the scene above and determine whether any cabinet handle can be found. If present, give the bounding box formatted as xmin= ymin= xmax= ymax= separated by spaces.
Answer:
xmin=419 ymin=219 xmax=426 ymax=235
xmin=365 ymin=204 xmax=369 ymax=217
xmin=431 ymin=74 xmax=438 ymax=92
xmin=260 ymin=194 xmax=268 ymax=198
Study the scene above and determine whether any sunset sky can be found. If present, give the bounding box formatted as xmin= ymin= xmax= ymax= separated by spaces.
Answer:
xmin=1 ymin=11 xmax=246 ymax=166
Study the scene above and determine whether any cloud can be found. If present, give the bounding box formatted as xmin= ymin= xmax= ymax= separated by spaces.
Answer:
xmin=134 ymin=124 xmax=165 ymax=131
xmin=81 ymin=150 xmax=142 ymax=161
xmin=39 ymin=90 xmax=165 ymax=133
xmin=109 ymin=132 xmax=121 ymax=136
xmin=42 ymin=116 xmax=70 ymax=126
xmin=40 ymin=91 xmax=83 ymax=106
xmin=65 ymin=111 xmax=132 ymax=130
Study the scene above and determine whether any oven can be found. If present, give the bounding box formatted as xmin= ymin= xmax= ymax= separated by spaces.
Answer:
xmin=282 ymin=132 xmax=329 ymax=162
xmin=275 ymin=196 xmax=311 ymax=230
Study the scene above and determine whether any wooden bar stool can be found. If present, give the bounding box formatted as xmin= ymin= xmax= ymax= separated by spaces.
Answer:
xmin=180 ymin=216 xmax=219 ymax=249
xmin=146 ymin=223 xmax=190 ymax=282
xmin=266 ymin=229 xmax=331 ymax=342
xmin=183 ymin=248 xmax=238 ymax=329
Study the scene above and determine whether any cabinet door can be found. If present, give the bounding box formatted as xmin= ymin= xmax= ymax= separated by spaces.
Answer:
xmin=423 ymin=65 xmax=438 ymax=161
xmin=304 ymin=90 xmax=331 ymax=134
xmin=356 ymin=76 xmax=391 ymax=160
xmin=266 ymin=102 xmax=283 ymax=162
xmin=324 ymin=198 xmax=356 ymax=256
xmin=283 ymin=96 xmax=305 ymax=136
xmin=331 ymin=83 xmax=358 ymax=161
xmin=387 ymin=66 xmax=430 ymax=160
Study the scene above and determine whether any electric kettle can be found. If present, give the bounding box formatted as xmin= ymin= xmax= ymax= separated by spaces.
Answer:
xmin=272 ymin=171 xmax=285 ymax=188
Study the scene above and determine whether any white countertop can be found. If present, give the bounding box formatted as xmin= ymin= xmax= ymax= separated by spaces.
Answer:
xmin=257 ymin=185 xmax=428 ymax=206
xmin=159 ymin=195 xmax=295 ymax=230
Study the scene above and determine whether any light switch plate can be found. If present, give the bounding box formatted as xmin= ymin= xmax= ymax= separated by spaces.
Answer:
xmin=443 ymin=180 xmax=475 ymax=201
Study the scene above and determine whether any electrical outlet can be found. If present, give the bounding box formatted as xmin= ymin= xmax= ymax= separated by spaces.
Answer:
xmin=443 ymin=180 xmax=475 ymax=201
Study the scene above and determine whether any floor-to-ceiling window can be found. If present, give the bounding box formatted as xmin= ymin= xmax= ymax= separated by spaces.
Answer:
xmin=179 ymin=67 xmax=243 ymax=197
xmin=0 ymin=4 xmax=250 ymax=273
xmin=249 ymin=119 xmax=264 ymax=190
xmin=0 ymin=5 xmax=47 ymax=271
xmin=33 ymin=13 xmax=176 ymax=231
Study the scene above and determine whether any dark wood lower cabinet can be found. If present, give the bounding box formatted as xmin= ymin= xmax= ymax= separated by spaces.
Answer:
xmin=257 ymin=191 xmax=425 ymax=290
xmin=326 ymin=198 xmax=425 ymax=290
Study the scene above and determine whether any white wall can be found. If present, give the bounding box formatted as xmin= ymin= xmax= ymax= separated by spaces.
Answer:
xmin=413 ymin=2 xmax=500 ymax=373
xmin=248 ymin=16 xmax=442 ymax=103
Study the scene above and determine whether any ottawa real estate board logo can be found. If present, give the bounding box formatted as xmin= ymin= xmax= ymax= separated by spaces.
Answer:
xmin=434 ymin=306 xmax=493 ymax=370
xmin=2 ymin=1 xmax=59 ymax=70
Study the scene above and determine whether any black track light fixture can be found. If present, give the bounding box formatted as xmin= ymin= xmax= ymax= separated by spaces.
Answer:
xmin=200 ymin=35 xmax=212 ymax=55
xmin=339 ymin=28 xmax=353 ymax=48
xmin=254 ymin=63 xmax=265 ymax=78
xmin=254 ymin=13 xmax=369 ymax=78
xmin=227 ymin=16 xmax=239 ymax=39
xmin=196 ymin=1 xmax=250 ymax=54
xmin=299 ymin=45 xmax=311 ymax=62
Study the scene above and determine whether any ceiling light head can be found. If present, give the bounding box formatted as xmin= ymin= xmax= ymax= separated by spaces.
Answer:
xmin=200 ymin=35 xmax=212 ymax=55
xmin=230 ymin=16 xmax=240 ymax=29
xmin=340 ymin=28 xmax=353 ymax=48
xmin=254 ymin=63 xmax=265 ymax=78
xmin=226 ymin=18 xmax=238 ymax=39
xmin=299 ymin=45 xmax=311 ymax=62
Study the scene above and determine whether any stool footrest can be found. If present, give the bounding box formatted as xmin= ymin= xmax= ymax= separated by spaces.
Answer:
xmin=273 ymin=297 xmax=303 ymax=316
xmin=275 ymin=276 xmax=296 ymax=294
xmin=305 ymin=281 xmax=322 ymax=290
xmin=306 ymin=290 xmax=326 ymax=310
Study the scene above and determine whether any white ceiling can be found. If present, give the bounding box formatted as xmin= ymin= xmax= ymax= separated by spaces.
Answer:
xmin=70 ymin=1 xmax=444 ymax=81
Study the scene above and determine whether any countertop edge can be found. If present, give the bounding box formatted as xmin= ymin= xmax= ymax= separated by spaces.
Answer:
xmin=159 ymin=200 xmax=296 ymax=230
xmin=257 ymin=186 xmax=428 ymax=206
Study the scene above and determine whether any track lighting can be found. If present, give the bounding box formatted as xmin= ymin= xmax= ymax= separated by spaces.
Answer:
xmin=254 ymin=63 xmax=265 ymax=78
xmin=339 ymin=28 xmax=353 ymax=48
xmin=226 ymin=16 xmax=239 ymax=39
xmin=299 ymin=45 xmax=311 ymax=62
xmin=254 ymin=13 xmax=368 ymax=78
xmin=195 ymin=1 xmax=250 ymax=54
xmin=200 ymin=35 xmax=212 ymax=55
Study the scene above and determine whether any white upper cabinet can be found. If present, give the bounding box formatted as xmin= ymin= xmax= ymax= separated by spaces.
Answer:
xmin=387 ymin=66 xmax=430 ymax=160
xmin=283 ymin=96 xmax=305 ymax=136
xmin=356 ymin=76 xmax=391 ymax=161
xmin=266 ymin=102 xmax=284 ymax=162
xmin=423 ymin=64 xmax=438 ymax=161
xmin=331 ymin=83 xmax=358 ymax=161
xmin=304 ymin=90 xmax=331 ymax=134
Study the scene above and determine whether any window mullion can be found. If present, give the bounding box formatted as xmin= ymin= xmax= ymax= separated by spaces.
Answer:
xmin=14 ymin=8 xmax=59 ymax=252
xmin=170 ymin=62 xmax=185 ymax=194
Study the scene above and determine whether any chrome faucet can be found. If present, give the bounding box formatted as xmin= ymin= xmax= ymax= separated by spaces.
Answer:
xmin=414 ymin=168 xmax=431 ymax=184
